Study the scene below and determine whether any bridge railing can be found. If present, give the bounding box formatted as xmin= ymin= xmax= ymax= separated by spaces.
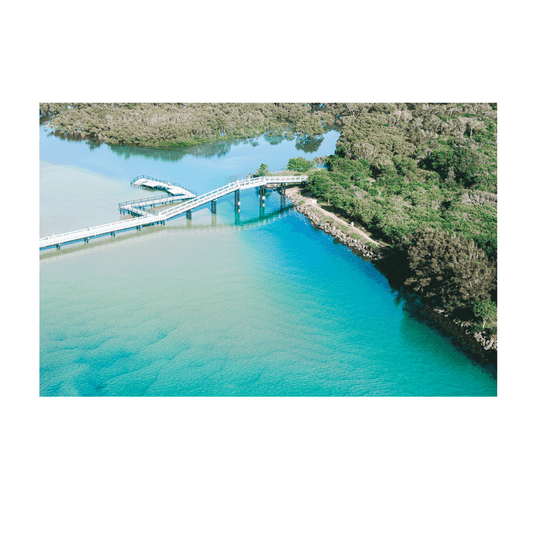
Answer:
xmin=158 ymin=181 xmax=240 ymax=217
xmin=39 ymin=212 xmax=160 ymax=244
xmin=157 ymin=176 xmax=307 ymax=218
xmin=262 ymin=175 xmax=308 ymax=184
xmin=118 ymin=193 xmax=191 ymax=209
xmin=130 ymin=175 xmax=197 ymax=197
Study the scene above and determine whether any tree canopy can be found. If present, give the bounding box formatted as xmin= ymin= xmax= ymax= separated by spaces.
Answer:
xmin=404 ymin=229 xmax=496 ymax=312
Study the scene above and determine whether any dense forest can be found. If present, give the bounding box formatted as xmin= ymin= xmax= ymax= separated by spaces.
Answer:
xmin=40 ymin=102 xmax=497 ymax=335
xmin=301 ymin=103 xmax=497 ymax=334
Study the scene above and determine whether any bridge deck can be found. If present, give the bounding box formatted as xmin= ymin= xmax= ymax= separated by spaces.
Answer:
xmin=119 ymin=194 xmax=191 ymax=216
xmin=40 ymin=175 xmax=307 ymax=250
xmin=120 ymin=176 xmax=197 ymax=216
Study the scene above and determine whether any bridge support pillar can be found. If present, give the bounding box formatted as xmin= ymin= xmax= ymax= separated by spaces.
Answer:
xmin=186 ymin=210 xmax=192 ymax=220
xmin=111 ymin=232 xmax=116 ymax=237
xmin=56 ymin=244 xmax=61 ymax=250
xmin=234 ymin=189 xmax=240 ymax=210
xmin=137 ymin=226 xmax=141 ymax=231
xmin=84 ymin=237 xmax=89 ymax=244
xmin=211 ymin=200 xmax=217 ymax=214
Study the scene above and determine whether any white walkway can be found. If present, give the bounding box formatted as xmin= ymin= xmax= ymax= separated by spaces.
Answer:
xmin=40 ymin=175 xmax=308 ymax=250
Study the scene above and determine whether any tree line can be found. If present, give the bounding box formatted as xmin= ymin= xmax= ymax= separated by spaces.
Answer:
xmin=39 ymin=103 xmax=334 ymax=149
xmin=297 ymin=103 xmax=497 ymax=333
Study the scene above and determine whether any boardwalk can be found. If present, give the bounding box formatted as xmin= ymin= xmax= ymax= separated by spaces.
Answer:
xmin=40 ymin=175 xmax=308 ymax=251
xmin=119 ymin=176 xmax=198 ymax=215
xmin=119 ymin=193 xmax=193 ymax=217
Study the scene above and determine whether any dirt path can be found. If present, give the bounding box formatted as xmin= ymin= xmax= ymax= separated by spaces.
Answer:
xmin=285 ymin=186 xmax=383 ymax=247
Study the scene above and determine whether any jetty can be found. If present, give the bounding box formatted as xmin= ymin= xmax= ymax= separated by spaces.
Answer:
xmin=40 ymin=175 xmax=307 ymax=251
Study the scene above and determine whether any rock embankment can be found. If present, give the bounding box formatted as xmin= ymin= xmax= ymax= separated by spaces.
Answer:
xmin=294 ymin=203 xmax=380 ymax=260
xmin=427 ymin=306 xmax=497 ymax=366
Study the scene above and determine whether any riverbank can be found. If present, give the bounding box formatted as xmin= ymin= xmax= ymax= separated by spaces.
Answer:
xmin=283 ymin=185 xmax=382 ymax=260
xmin=284 ymin=184 xmax=497 ymax=369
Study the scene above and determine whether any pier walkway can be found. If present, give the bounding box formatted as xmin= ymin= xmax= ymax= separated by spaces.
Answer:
xmin=119 ymin=176 xmax=198 ymax=216
xmin=40 ymin=175 xmax=307 ymax=251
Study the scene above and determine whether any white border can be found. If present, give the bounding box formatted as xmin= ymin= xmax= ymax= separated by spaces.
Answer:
xmin=18 ymin=84 xmax=516 ymax=416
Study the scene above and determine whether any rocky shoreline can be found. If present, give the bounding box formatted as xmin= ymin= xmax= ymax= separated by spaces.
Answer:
xmin=423 ymin=306 xmax=497 ymax=366
xmin=281 ymin=184 xmax=497 ymax=369
xmin=294 ymin=203 xmax=380 ymax=260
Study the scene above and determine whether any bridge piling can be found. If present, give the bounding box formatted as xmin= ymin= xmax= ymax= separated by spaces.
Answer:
xmin=280 ymin=183 xmax=287 ymax=208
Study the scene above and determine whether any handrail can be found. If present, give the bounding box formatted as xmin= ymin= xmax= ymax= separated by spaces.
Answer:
xmin=40 ymin=213 xmax=159 ymax=242
xmin=158 ymin=181 xmax=240 ymax=218
xmin=118 ymin=193 xmax=191 ymax=208
xmin=158 ymin=176 xmax=307 ymax=218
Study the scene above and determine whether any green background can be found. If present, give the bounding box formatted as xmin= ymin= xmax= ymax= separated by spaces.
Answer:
xmin=0 ymin=2 xmax=531 ymax=532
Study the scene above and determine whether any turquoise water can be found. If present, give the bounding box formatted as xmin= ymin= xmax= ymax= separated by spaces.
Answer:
xmin=40 ymin=126 xmax=497 ymax=396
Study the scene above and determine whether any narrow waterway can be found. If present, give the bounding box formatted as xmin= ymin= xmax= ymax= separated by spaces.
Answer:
xmin=39 ymin=127 xmax=496 ymax=396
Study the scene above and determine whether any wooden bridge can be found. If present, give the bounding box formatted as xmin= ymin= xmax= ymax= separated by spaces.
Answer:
xmin=39 ymin=175 xmax=308 ymax=251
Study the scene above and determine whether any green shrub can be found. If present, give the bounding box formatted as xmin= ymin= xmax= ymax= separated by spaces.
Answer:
xmin=287 ymin=157 xmax=313 ymax=173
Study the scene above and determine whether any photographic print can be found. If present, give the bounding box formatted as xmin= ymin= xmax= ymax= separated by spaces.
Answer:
xmin=39 ymin=103 xmax=497 ymax=396
xmin=39 ymin=96 xmax=497 ymax=396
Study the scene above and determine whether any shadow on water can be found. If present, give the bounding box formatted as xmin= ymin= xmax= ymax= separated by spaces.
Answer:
xmin=357 ymin=247 xmax=497 ymax=380
xmin=391 ymin=288 xmax=497 ymax=380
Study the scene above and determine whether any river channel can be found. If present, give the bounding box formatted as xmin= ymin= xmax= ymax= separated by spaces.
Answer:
xmin=39 ymin=126 xmax=497 ymax=396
